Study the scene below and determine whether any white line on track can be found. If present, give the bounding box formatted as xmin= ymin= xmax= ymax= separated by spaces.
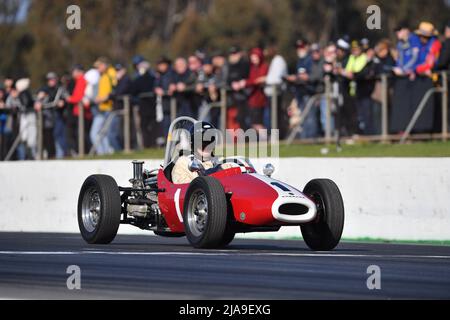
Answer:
xmin=0 ymin=251 xmax=449 ymax=259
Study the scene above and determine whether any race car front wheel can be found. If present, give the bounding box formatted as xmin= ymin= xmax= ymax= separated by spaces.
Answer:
xmin=301 ymin=179 xmax=345 ymax=251
xmin=78 ymin=175 xmax=121 ymax=244
xmin=183 ymin=176 xmax=228 ymax=249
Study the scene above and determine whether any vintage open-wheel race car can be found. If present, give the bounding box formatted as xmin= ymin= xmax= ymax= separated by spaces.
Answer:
xmin=78 ymin=117 xmax=344 ymax=250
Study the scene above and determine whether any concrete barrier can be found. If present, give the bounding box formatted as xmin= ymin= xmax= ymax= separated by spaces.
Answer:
xmin=1 ymin=158 xmax=449 ymax=241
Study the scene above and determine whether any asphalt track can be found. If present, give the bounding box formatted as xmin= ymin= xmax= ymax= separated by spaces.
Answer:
xmin=0 ymin=232 xmax=449 ymax=299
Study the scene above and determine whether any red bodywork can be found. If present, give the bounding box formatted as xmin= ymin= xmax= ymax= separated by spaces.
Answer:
xmin=157 ymin=167 xmax=280 ymax=233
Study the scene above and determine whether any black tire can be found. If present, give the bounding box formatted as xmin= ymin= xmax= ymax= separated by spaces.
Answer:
xmin=183 ymin=176 xmax=228 ymax=249
xmin=217 ymin=230 xmax=235 ymax=248
xmin=78 ymin=175 xmax=122 ymax=244
xmin=300 ymin=179 xmax=344 ymax=251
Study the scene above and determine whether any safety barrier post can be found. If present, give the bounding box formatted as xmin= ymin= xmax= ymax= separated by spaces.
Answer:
xmin=324 ymin=76 xmax=332 ymax=144
xmin=442 ymin=72 xmax=448 ymax=142
xmin=36 ymin=109 xmax=43 ymax=160
xmin=78 ymin=102 xmax=84 ymax=158
xmin=271 ymin=85 xmax=278 ymax=130
xmin=381 ymin=74 xmax=389 ymax=143
xmin=220 ymin=87 xmax=227 ymax=133
xmin=123 ymin=95 xmax=131 ymax=153
xmin=170 ymin=97 xmax=177 ymax=122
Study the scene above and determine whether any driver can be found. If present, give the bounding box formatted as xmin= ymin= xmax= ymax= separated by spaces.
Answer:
xmin=172 ymin=121 xmax=231 ymax=184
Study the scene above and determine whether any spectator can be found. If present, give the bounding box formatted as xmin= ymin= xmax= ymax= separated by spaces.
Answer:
xmin=82 ymin=67 xmax=100 ymax=153
xmin=228 ymin=45 xmax=250 ymax=130
xmin=435 ymin=21 xmax=450 ymax=129
xmin=287 ymin=39 xmax=316 ymax=138
xmin=413 ymin=22 xmax=441 ymax=133
xmin=264 ymin=43 xmax=288 ymax=131
xmin=196 ymin=57 xmax=218 ymax=124
xmin=341 ymin=40 xmax=368 ymax=134
xmin=415 ymin=22 xmax=442 ymax=76
xmin=6 ymin=79 xmax=36 ymax=160
xmin=336 ymin=37 xmax=350 ymax=66
xmin=91 ymin=57 xmax=116 ymax=154
xmin=435 ymin=21 xmax=450 ymax=71
xmin=333 ymin=38 xmax=351 ymax=137
xmin=65 ymin=64 xmax=87 ymax=155
xmin=393 ymin=22 xmax=420 ymax=78
xmin=244 ymin=47 xmax=269 ymax=133
xmin=322 ymin=43 xmax=338 ymax=134
xmin=357 ymin=40 xmax=394 ymax=135
xmin=131 ymin=59 xmax=157 ymax=147
xmin=109 ymin=63 xmax=132 ymax=151
xmin=361 ymin=38 xmax=370 ymax=52
xmin=309 ymin=43 xmax=326 ymax=137
xmin=212 ymin=51 xmax=229 ymax=90
xmin=373 ymin=40 xmax=396 ymax=74
xmin=3 ymin=76 xmax=14 ymax=99
xmin=154 ymin=56 xmax=174 ymax=139
xmin=1 ymin=77 xmax=18 ymax=159
xmin=169 ymin=57 xmax=196 ymax=118
xmin=391 ymin=23 xmax=421 ymax=134
xmin=34 ymin=72 xmax=61 ymax=159
xmin=208 ymin=51 xmax=229 ymax=128
xmin=0 ymin=88 xmax=6 ymax=114
xmin=188 ymin=54 xmax=204 ymax=117
xmin=188 ymin=55 xmax=203 ymax=74
xmin=0 ymin=88 xmax=10 ymax=160
xmin=131 ymin=55 xmax=146 ymax=79
xmin=371 ymin=40 xmax=395 ymax=134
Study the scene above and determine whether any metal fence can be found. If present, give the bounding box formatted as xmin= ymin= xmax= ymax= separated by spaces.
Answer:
xmin=1 ymin=71 xmax=448 ymax=161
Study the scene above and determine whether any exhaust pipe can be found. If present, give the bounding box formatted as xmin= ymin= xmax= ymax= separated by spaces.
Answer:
xmin=130 ymin=160 xmax=144 ymax=189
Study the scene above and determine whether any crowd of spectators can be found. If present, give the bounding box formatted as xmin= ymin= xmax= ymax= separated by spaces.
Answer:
xmin=1 ymin=20 xmax=450 ymax=160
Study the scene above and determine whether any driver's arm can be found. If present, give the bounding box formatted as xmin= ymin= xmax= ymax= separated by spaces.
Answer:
xmin=172 ymin=156 xmax=198 ymax=184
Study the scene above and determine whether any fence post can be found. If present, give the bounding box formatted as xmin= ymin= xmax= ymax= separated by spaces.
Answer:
xmin=271 ymin=85 xmax=278 ymax=131
xmin=220 ymin=87 xmax=227 ymax=134
xmin=78 ymin=102 xmax=84 ymax=158
xmin=381 ymin=74 xmax=389 ymax=143
xmin=442 ymin=72 xmax=448 ymax=142
xmin=170 ymin=97 xmax=177 ymax=122
xmin=324 ymin=76 xmax=332 ymax=144
xmin=123 ymin=96 xmax=131 ymax=153
xmin=36 ymin=109 xmax=43 ymax=160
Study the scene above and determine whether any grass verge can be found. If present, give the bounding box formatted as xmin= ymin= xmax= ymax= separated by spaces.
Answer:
xmin=83 ymin=140 xmax=450 ymax=160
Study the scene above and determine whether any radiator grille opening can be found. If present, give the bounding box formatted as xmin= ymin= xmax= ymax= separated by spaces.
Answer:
xmin=278 ymin=203 xmax=309 ymax=216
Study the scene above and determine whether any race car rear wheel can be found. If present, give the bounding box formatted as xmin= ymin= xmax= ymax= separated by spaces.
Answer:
xmin=301 ymin=179 xmax=344 ymax=251
xmin=183 ymin=176 xmax=228 ymax=249
xmin=78 ymin=175 xmax=121 ymax=244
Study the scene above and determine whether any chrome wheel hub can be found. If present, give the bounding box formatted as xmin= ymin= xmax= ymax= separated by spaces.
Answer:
xmin=81 ymin=187 xmax=101 ymax=233
xmin=187 ymin=190 xmax=208 ymax=237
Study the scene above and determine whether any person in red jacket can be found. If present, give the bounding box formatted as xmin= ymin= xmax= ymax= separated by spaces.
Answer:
xmin=415 ymin=22 xmax=442 ymax=76
xmin=65 ymin=64 xmax=88 ymax=155
xmin=244 ymin=47 xmax=269 ymax=132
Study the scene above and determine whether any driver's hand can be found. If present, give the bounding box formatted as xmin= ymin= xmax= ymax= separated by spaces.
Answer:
xmin=221 ymin=163 xmax=237 ymax=170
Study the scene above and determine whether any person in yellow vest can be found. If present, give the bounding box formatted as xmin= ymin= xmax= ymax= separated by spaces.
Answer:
xmin=340 ymin=41 xmax=369 ymax=135
xmin=342 ymin=40 xmax=368 ymax=94
xmin=90 ymin=57 xmax=117 ymax=155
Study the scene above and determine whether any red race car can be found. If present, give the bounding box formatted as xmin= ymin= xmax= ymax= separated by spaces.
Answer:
xmin=78 ymin=117 xmax=344 ymax=250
